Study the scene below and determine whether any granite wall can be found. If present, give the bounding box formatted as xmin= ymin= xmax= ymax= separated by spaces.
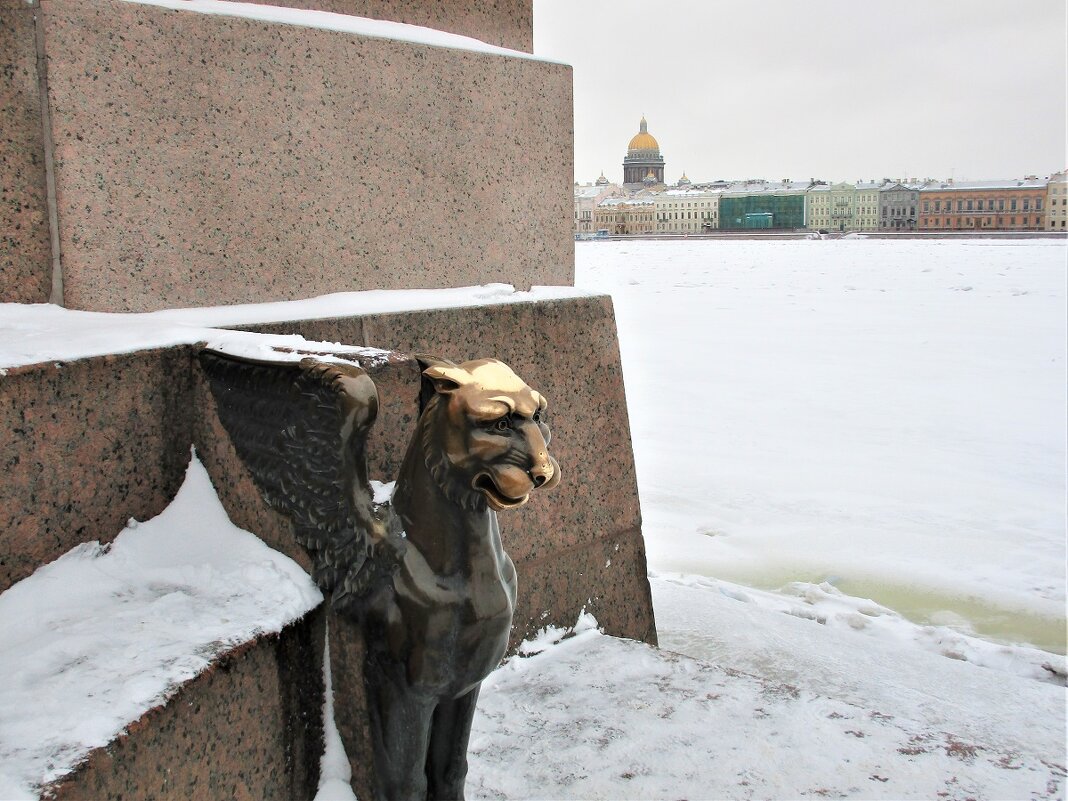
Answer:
xmin=0 ymin=0 xmax=52 ymax=304
xmin=22 ymin=0 xmax=572 ymax=312
xmin=0 ymin=348 xmax=195 ymax=594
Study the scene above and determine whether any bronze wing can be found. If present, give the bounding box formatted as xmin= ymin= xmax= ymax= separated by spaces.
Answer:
xmin=198 ymin=350 xmax=404 ymax=609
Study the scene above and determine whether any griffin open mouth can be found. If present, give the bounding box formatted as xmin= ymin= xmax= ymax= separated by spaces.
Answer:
xmin=472 ymin=473 xmax=529 ymax=510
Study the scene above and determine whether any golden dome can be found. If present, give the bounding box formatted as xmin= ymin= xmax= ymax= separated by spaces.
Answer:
xmin=628 ymin=132 xmax=659 ymax=151
xmin=627 ymin=116 xmax=659 ymax=153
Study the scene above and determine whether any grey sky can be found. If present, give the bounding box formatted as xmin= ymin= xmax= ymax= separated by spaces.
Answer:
xmin=533 ymin=0 xmax=1067 ymax=185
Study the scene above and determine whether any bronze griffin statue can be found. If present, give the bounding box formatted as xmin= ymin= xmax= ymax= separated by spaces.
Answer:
xmin=199 ymin=350 xmax=560 ymax=801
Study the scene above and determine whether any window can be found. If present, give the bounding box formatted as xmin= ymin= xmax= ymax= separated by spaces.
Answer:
xmin=988 ymin=199 xmax=994 ymax=210
xmin=957 ymin=200 xmax=963 ymax=211
xmin=999 ymin=199 xmax=1005 ymax=211
xmin=935 ymin=200 xmax=941 ymax=211
xmin=1036 ymin=199 xmax=1043 ymax=210
xmin=1011 ymin=199 xmax=1017 ymax=210
xmin=967 ymin=200 xmax=973 ymax=211
xmin=923 ymin=201 xmax=929 ymax=212
xmin=1023 ymin=199 xmax=1030 ymax=211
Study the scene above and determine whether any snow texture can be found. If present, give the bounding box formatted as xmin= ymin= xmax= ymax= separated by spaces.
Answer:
xmin=0 ymin=453 xmax=322 ymax=798
xmin=468 ymin=614 xmax=1065 ymax=800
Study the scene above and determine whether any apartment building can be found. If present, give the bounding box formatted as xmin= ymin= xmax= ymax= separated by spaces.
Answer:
xmin=918 ymin=178 xmax=1048 ymax=231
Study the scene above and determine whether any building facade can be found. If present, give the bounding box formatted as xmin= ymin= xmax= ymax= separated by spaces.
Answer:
xmin=622 ymin=116 xmax=665 ymax=187
xmin=654 ymin=189 xmax=719 ymax=233
xmin=719 ymin=181 xmax=808 ymax=230
xmin=918 ymin=178 xmax=1048 ymax=231
xmin=593 ymin=197 xmax=657 ymax=235
xmin=574 ymin=182 xmax=620 ymax=234
xmin=854 ymin=182 xmax=881 ymax=231
xmin=878 ymin=182 xmax=919 ymax=231
xmin=1046 ymin=171 xmax=1067 ymax=231
xmin=807 ymin=182 xmax=858 ymax=232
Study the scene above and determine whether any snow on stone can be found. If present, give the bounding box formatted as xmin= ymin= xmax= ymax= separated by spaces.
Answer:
xmin=122 ymin=0 xmax=563 ymax=64
xmin=369 ymin=480 xmax=396 ymax=507
xmin=0 ymin=284 xmax=591 ymax=370
xmin=0 ymin=453 xmax=322 ymax=798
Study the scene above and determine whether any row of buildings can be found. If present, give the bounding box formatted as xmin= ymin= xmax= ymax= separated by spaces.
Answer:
xmin=577 ymin=118 xmax=1067 ymax=235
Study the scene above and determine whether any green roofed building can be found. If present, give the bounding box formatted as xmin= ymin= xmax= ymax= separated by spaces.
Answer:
xmin=719 ymin=180 xmax=810 ymax=230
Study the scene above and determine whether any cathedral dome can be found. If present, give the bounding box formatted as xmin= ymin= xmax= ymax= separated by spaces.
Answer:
xmin=622 ymin=115 xmax=665 ymax=186
xmin=627 ymin=116 xmax=660 ymax=154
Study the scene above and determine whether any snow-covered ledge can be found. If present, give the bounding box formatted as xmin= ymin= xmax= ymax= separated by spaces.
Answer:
xmin=0 ymin=284 xmax=594 ymax=371
xmin=120 ymin=0 xmax=564 ymax=64
xmin=0 ymin=454 xmax=322 ymax=798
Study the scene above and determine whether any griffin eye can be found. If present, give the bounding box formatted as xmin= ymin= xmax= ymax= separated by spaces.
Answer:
xmin=494 ymin=417 xmax=511 ymax=431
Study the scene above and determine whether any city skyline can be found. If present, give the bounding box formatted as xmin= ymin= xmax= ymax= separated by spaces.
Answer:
xmin=533 ymin=0 xmax=1068 ymax=185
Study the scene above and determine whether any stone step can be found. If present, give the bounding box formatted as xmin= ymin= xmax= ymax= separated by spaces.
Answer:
xmin=1 ymin=0 xmax=571 ymax=310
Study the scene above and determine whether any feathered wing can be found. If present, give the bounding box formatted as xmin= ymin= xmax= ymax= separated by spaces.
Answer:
xmin=198 ymin=350 xmax=404 ymax=608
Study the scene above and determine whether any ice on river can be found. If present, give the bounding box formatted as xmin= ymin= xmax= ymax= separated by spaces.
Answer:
xmin=575 ymin=238 xmax=1067 ymax=654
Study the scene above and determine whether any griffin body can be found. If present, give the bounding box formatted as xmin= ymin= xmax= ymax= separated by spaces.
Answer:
xmin=200 ymin=351 xmax=559 ymax=801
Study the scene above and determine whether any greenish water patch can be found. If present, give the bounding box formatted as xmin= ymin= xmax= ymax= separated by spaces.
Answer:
xmin=654 ymin=556 xmax=1066 ymax=655
xmin=832 ymin=578 xmax=1066 ymax=656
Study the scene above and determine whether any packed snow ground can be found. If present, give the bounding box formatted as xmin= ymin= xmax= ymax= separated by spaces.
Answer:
xmin=575 ymin=238 xmax=1067 ymax=655
xmin=467 ymin=615 xmax=1064 ymax=801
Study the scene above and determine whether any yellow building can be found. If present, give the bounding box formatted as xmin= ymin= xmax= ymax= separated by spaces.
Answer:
xmin=654 ymin=190 xmax=719 ymax=233
xmin=593 ymin=197 xmax=657 ymax=235
xmin=854 ymin=182 xmax=881 ymax=231
xmin=1046 ymin=171 xmax=1067 ymax=231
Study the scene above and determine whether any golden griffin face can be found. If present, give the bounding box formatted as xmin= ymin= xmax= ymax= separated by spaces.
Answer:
xmin=422 ymin=358 xmax=561 ymax=511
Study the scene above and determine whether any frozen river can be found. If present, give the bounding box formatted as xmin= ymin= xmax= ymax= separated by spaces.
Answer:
xmin=576 ymin=238 xmax=1067 ymax=654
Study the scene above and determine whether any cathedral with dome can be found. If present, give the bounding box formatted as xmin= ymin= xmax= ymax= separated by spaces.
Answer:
xmin=622 ymin=116 xmax=665 ymax=187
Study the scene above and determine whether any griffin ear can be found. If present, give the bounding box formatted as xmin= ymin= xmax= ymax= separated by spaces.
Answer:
xmin=417 ymin=355 xmax=471 ymax=393
xmin=415 ymin=354 xmax=469 ymax=412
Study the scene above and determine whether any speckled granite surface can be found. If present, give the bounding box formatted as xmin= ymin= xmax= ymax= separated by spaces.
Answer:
xmin=36 ymin=0 xmax=572 ymax=312
xmin=46 ymin=609 xmax=326 ymax=801
xmin=0 ymin=348 xmax=194 ymax=594
xmin=0 ymin=3 xmax=52 ymax=304
xmin=236 ymin=0 xmax=533 ymax=52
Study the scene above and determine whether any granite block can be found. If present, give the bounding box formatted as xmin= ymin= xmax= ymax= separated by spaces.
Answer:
xmin=360 ymin=295 xmax=643 ymax=561
xmin=235 ymin=0 xmax=533 ymax=52
xmin=512 ymin=526 xmax=657 ymax=648
xmin=0 ymin=348 xmax=195 ymax=594
xmin=46 ymin=608 xmax=326 ymax=801
xmin=39 ymin=0 xmax=573 ymax=312
xmin=0 ymin=3 xmax=52 ymax=304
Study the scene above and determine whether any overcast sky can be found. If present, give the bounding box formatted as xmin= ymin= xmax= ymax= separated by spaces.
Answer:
xmin=532 ymin=0 xmax=1067 ymax=185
